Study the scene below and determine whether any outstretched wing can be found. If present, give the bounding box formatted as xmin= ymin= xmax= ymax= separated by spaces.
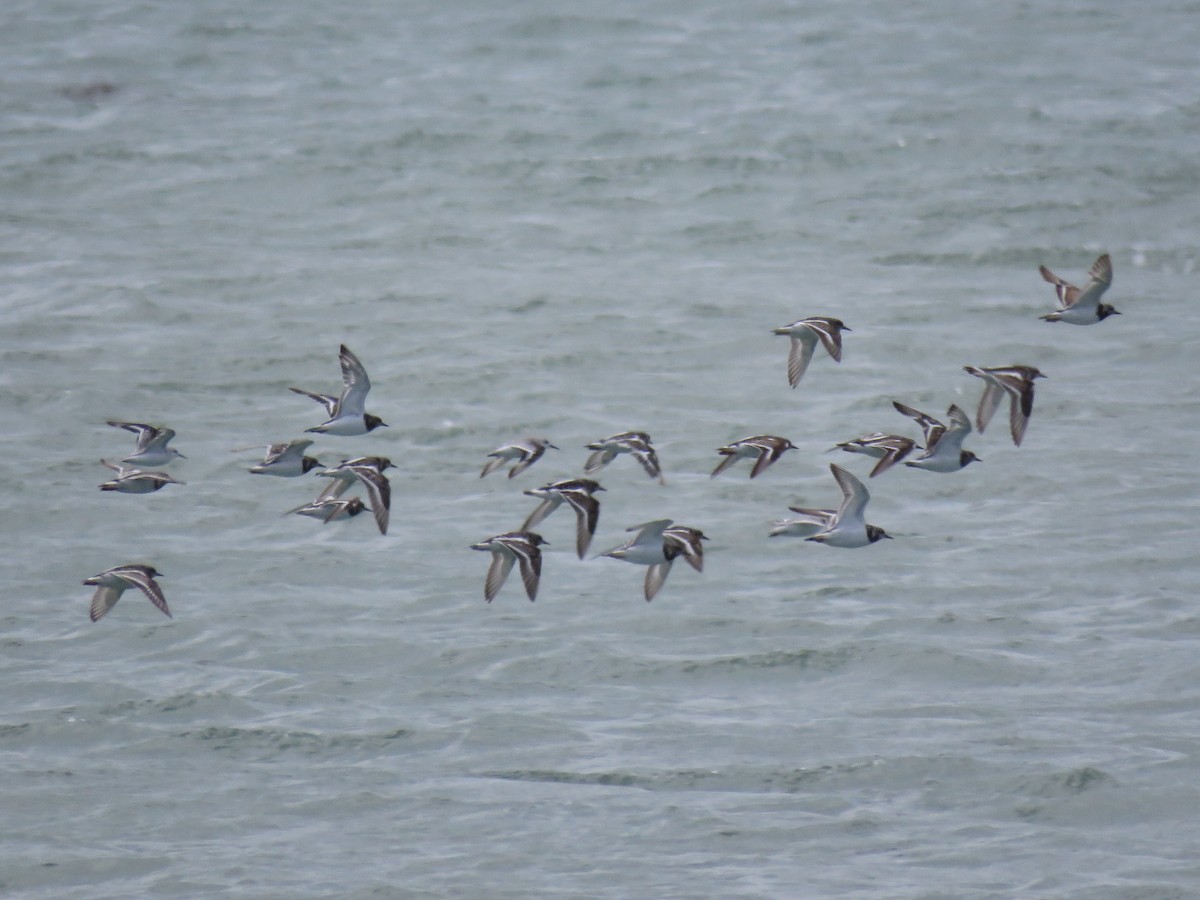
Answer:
xmin=1038 ymin=264 xmax=1081 ymax=308
xmin=484 ymin=552 xmax=515 ymax=603
xmin=520 ymin=495 xmax=561 ymax=531
xmin=350 ymin=465 xmax=391 ymax=535
xmin=119 ymin=568 xmax=171 ymax=618
xmin=644 ymin=561 xmax=673 ymax=601
xmin=289 ymin=387 xmax=339 ymax=416
xmin=786 ymin=334 xmax=817 ymax=388
xmin=807 ymin=318 xmax=846 ymax=362
xmin=830 ymin=463 xmax=870 ymax=527
xmin=561 ymin=491 xmax=601 ymax=560
xmin=336 ymin=344 xmax=371 ymax=417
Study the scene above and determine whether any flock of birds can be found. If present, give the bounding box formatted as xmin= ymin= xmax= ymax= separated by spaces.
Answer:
xmin=84 ymin=253 xmax=1120 ymax=617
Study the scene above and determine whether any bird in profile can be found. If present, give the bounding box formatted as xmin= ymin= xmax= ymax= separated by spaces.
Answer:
xmin=106 ymin=421 xmax=186 ymax=467
xmin=800 ymin=464 xmax=892 ymax=548
xmin=315 ymin=457 xmax=393 ymax=535
xmin=286 ymin=496 xmax=369 ymax=523
xmin=710 ymin=435 xmax=797 ymax=479
xmin=1038 ymin=253 xmax=1119 ymax=324
xmin=480 ymin=437 xmax=558 ymax=479
xmin=599 ymin=519 xmax=706 ymax=601
xmin=248 ymin=439 xmax=322 ymax=477
xmin=84 ymin=564 xmax=170 ymax=622
xmin=771 ymin=317 xmax=850 ymax=388
xmin=892 ymin=401 xmax=980 ymax=473
xmin=521 ymin=478 xmax=604 ymax=559
xmin=98 ymin=459 xmax=184 ymax=494
xmin=583 ymin=432 xmax=664 ymax=484
xmin=470 ymin=532 xmax=547 ymax=603
xmin=291 ymin=344 xmax=387 ymax=436
xmin=832 ymin=433 xmax=917 ymax=478
xmin=963 ymin=365 xmax=1046 ymax=447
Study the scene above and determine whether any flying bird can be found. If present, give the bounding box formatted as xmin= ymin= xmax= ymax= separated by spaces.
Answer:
xmin=291 ymin=344 xmax=387 ymax=436
xmin=963 ymin=365 xmax=1046 ymax=447
xmin=771 ymin=317 xmax=850 ymax=388
xmin=84 ymin=564 xmax=170 ymax=622
xmin=470 ymin=532 xmax=547 ymax=603
xmin=1038 ymin=253 xmax=1119 ymax=324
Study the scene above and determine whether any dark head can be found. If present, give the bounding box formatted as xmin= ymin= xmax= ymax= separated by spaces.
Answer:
xmin=867 ymin=525 xmax=893 ymax=543
xmin=522 ymin=532 xmax=548 ymax=547
xmin=365 ymin=414 xmax=388 ymax=431
xmin=301 ymin=456 xmax=322 ymax=474
xmin=960 ymin=450 xmax=981 ymax=468
xmin=1098 ymin=304 xmax=1121 ymax=320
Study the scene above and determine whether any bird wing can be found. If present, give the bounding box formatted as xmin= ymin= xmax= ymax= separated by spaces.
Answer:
xmin=786 ymin=334 xmax=817 ymax=388
xmin=643 ymin=561 xmax=673 ymax=601
xmin=1038 ymin=264 xmax=1081 ymax=308
xmin=520 ymin=495 xmax=561 ymax=531
xmin=583 ymin=447 xmax=616 ymax=474
xmin=808 ymin=319 xmax=845 ymax=362
xmin=335 ymin=344 xmax=371 ymax=417
xmin=505 ymin=537 xmax=543 ymax=602
xmin=506 ymin=442 xmax=546 ymax=479
xmin=484 ymin=552 xmax=515 ymax=603
xmin=289 ymin=387 xmax=339 ymax=416
xmin=972 ymin=379 xmax=1004 ymax=434
xmin=1070 ymin=253 xmax=1114 ymax=312
xmin=868 ymin=437 xmax=914 ymax=477
xmin=561 ymin=491 xmax=601 ymax=559
xmin=89 ymin=586 xmax=122 ymax=622
xmin=831 ymin=463 xmax=869 ymax=527
xmin=629 ymin=442 xmax=664 ymax=483
xmin=119 ymin=568 xmax=171 ymax=618
xmin=350 ymin=466 xmax=390 ymax=535
xmin=664 ymin=527 xmax=705 ymax=572
xmin=892 ymin=401 xmax=943 ymax=446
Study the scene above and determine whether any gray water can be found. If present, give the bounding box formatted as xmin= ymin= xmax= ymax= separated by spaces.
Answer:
xmin=3 ymin=1 xmax=1200 ymax=897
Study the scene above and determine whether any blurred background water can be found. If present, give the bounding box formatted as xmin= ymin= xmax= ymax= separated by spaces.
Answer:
xmin=3 ymin=1 xmax=1200 ymax=897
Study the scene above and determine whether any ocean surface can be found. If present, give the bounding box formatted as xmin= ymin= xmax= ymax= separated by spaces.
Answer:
xmin=3 ymin=1 xmax=1200 ymax=897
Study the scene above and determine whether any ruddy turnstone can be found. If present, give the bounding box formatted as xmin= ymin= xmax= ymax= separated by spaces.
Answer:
xmin=832 ymin=433 xmax=917 ymax=477
xmin=963 ymin=365 xmax=1046 ymax=447
xmin=98 ymin=459 xmax=184 ymax=494
xmin=803 ymin=464 xmax=892 ymax=548
xmin=84 ymin=564 xmax=169 ymax=622
xmin=470 ymin=531 xmax=546 ymax=603
xmin=106 ymin=421 xmax=185 ymax=467
xmin=892 ymin=401 xmax=980 ymax=473
xmin=521 ymin=478 xmax=604 ymax=559
xmin=480 ymin=437 xmax=558 ymax=479
xmin=248 ymin=439 xmax=322 ymax=477
xmin=583 ymin=432 xmax=664 ymax=484
xmin=314 ymin=457 xmax=392 ymax=535
xmin=710 ymin=435 xmax=797 ymax=479
xmin=1039 ymin=253 xmax=1119 ymax=324
xmin=291 ymin=345 xmax=387 ymax=436
xmin=599 ymin=519 xmax=705 ymax=601
xmin=771 ymin=317 xmax=850 ymax=388
xmin=286 ymin=496 xmax=368 ymax=523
